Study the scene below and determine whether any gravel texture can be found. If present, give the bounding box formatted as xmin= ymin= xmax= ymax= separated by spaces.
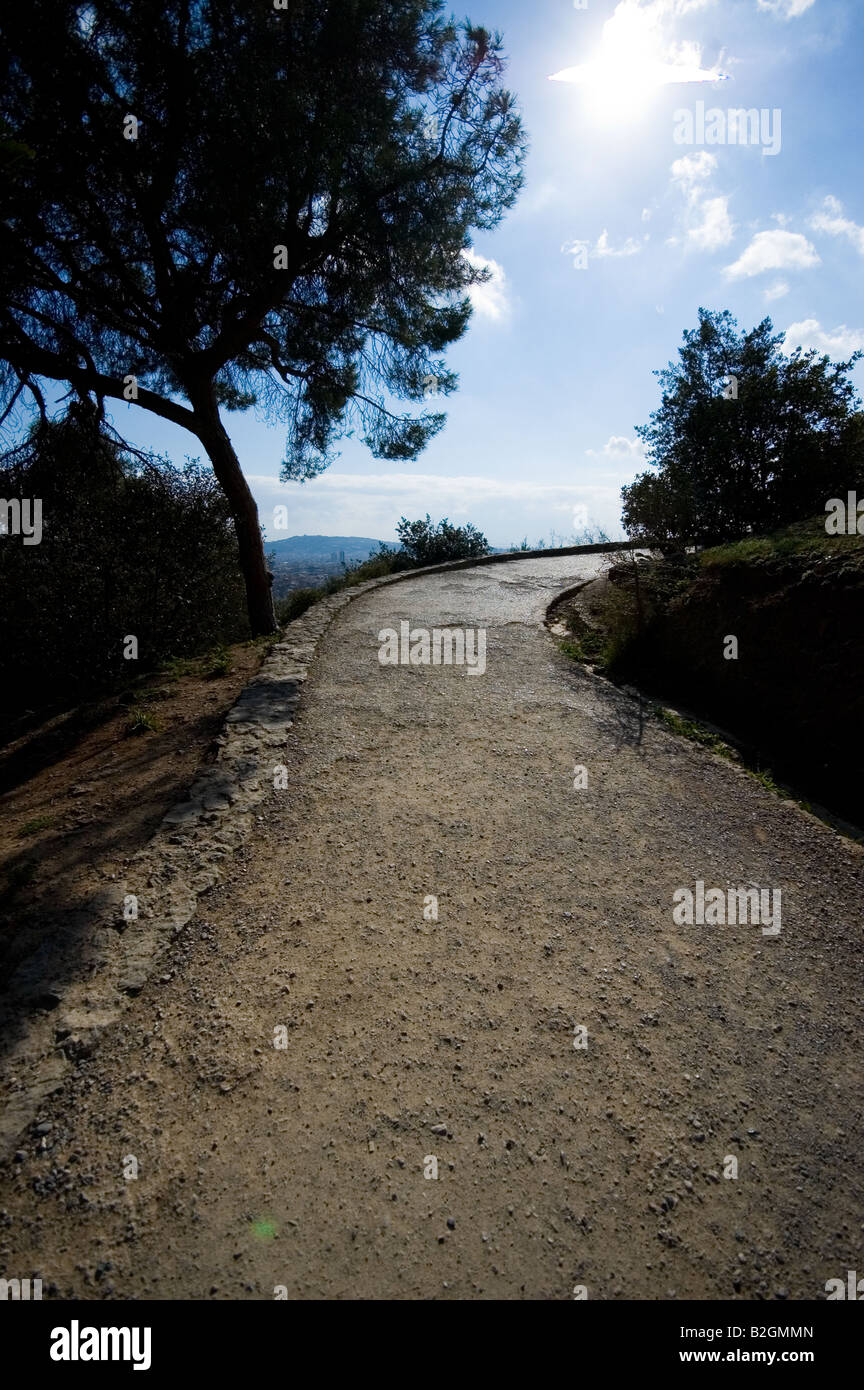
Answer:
xmin=0 ymin=554 xmax=861 ymax=1301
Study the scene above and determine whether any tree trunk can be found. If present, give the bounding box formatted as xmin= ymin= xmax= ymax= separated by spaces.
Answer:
xmin=190 ymin=387 xmax=278 ymax=636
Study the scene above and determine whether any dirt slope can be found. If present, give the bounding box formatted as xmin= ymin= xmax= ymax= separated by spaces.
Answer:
xmin=0 ymin=555 xmax=861 ymax=1300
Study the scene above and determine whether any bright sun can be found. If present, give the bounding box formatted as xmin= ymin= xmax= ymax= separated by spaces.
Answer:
xmin=550 ymin=10 xmax=727 ymax=125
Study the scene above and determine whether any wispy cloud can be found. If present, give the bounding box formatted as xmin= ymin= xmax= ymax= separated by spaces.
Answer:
xmin=670 ymin=153 xmax=734 ymax=251
xmin=671 ymin=151 xmax=717 ymax=199
xmin=757 ymin=0 xmax=816 ymax=18
xmin=724 ymin=229 xmax=820 ymax=278
xmin=809 ymin=195 xmax=864 ymax=256
xmin=764 ymin=279 xmax=790 ymax=301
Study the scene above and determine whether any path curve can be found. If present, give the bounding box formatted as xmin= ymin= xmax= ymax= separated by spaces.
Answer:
xmin=1 ymin=554 xmax=862 ymax=1300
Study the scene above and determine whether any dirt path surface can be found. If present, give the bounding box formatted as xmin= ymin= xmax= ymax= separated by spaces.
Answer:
xmin=1 ymin=554 xmax=862 ymax=1301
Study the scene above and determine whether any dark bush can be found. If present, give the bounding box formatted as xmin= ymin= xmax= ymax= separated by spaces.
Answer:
xmin=0 ymin=411 xmax=248 ymax=728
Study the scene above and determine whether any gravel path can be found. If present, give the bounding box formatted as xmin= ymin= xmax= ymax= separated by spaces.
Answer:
xmin=1 ymin=554 xmax=862 ymax=1300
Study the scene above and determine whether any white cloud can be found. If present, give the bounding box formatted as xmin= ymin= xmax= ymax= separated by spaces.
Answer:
xmin=764 ymin=279 xmax=790 ymax=301
xmin=688 ymin=196 xmax=735 ymax=250
xmin=782 ymin=319 xmax=864 ymax=358
xmin=669 ymin=153 xmax=733 ymax=251
xmin=586 ymin=435 xmax=646 ymax=460
xmin=462 ymin=249 xmax=511 ymax=322
xmin=671 ymin=151 xmax=717 ymax=201
xmin=809 ymin=195 xmax=864 ymax=256
xmin=724 ymin=229 xmax=820 ymax=278
xmin=757 ymin=0 xmax=816 ymax=18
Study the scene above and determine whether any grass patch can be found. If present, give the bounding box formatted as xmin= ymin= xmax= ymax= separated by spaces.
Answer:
xmin=16 ymin=815 xmax=54 ymax=838
xmin=559 ymin=631 xmax=607 ymax=668
xmin=201 ymin=644 xmax=233 ymax=679
xmin=652 ymin=704 xmax=820 ymax=818
xmin=652 ymin=706 xmax=731 ymax=756
xmin=558 ymin=589 xmax=639 ymax=674
xmin=159 ymin=654 xmax=201 ymax=682
xmin=699 ymin=517 xmax=864 ymax=570
xmin=700 ymin=538 xmax=777 ymax=566
xmin=157 ymin=641 xmax=250 ymax=683
xmin=125 ymin=708 xmax=159 ymax=736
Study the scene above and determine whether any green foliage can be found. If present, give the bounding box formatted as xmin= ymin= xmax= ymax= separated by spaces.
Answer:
xmin=0 ymin=413 xmax=249 ymax=725
xmin=559 ymin=624 xmax=607 ymax=669
xmin=125 ymin=708 xmax=159 ymax=736
xmin=395 ymin=513 xmax=490 ymax=564
xmin=353 ymin=547 xmax=414 ymax=581
xmin=16 ymin=815 xmax=54 ymax=838
xmin=201 ymin=644 xmax=233 ymax=679
xmin=653 ymin=707 xmax=792 ymax=803
xmin=622 ymin=308 xmax=864 ymax=548
xmin=699 ymin=515 xmax=864 ymax=569
xmin=158 ymin=656 xmax=203 ymax=683
xmin=275 ymin=588 xmax=324 ymax=626
xmin=653 ymin=706 xmax=729 ymax=755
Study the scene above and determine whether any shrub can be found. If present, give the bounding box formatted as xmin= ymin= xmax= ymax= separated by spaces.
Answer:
xmin=0 ymin=411 xmax=249 ymax=727
xmin=395 ymin=514 xmax=490 ymax=565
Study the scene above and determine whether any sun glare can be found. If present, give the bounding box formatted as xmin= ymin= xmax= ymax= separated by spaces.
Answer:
xmin=550 ymin=9 xmax=727 ymax=126
xmin=553 ymin=54 xmax=667 ymax=122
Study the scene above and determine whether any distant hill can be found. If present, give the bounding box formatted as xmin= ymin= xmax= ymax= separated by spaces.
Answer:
xmin=264 ymin=534 xmax=398 ymax=599
xmin=265 ymin=534 xmax=393 ymax=562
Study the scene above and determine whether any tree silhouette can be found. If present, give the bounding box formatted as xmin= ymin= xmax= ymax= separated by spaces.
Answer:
xmin=622 ymin=309 xmax=864 ymax=548
xmin=0 ymin=1 xmax=525 ymax=631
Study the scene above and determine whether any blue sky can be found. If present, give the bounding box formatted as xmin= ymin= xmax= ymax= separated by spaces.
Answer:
xmin=107 ymin=0 xmax=864 ymax=548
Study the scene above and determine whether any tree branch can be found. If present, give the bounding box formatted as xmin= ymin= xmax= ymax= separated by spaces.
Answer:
xmin=4 ymin=335 xmax=200 ymax=434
